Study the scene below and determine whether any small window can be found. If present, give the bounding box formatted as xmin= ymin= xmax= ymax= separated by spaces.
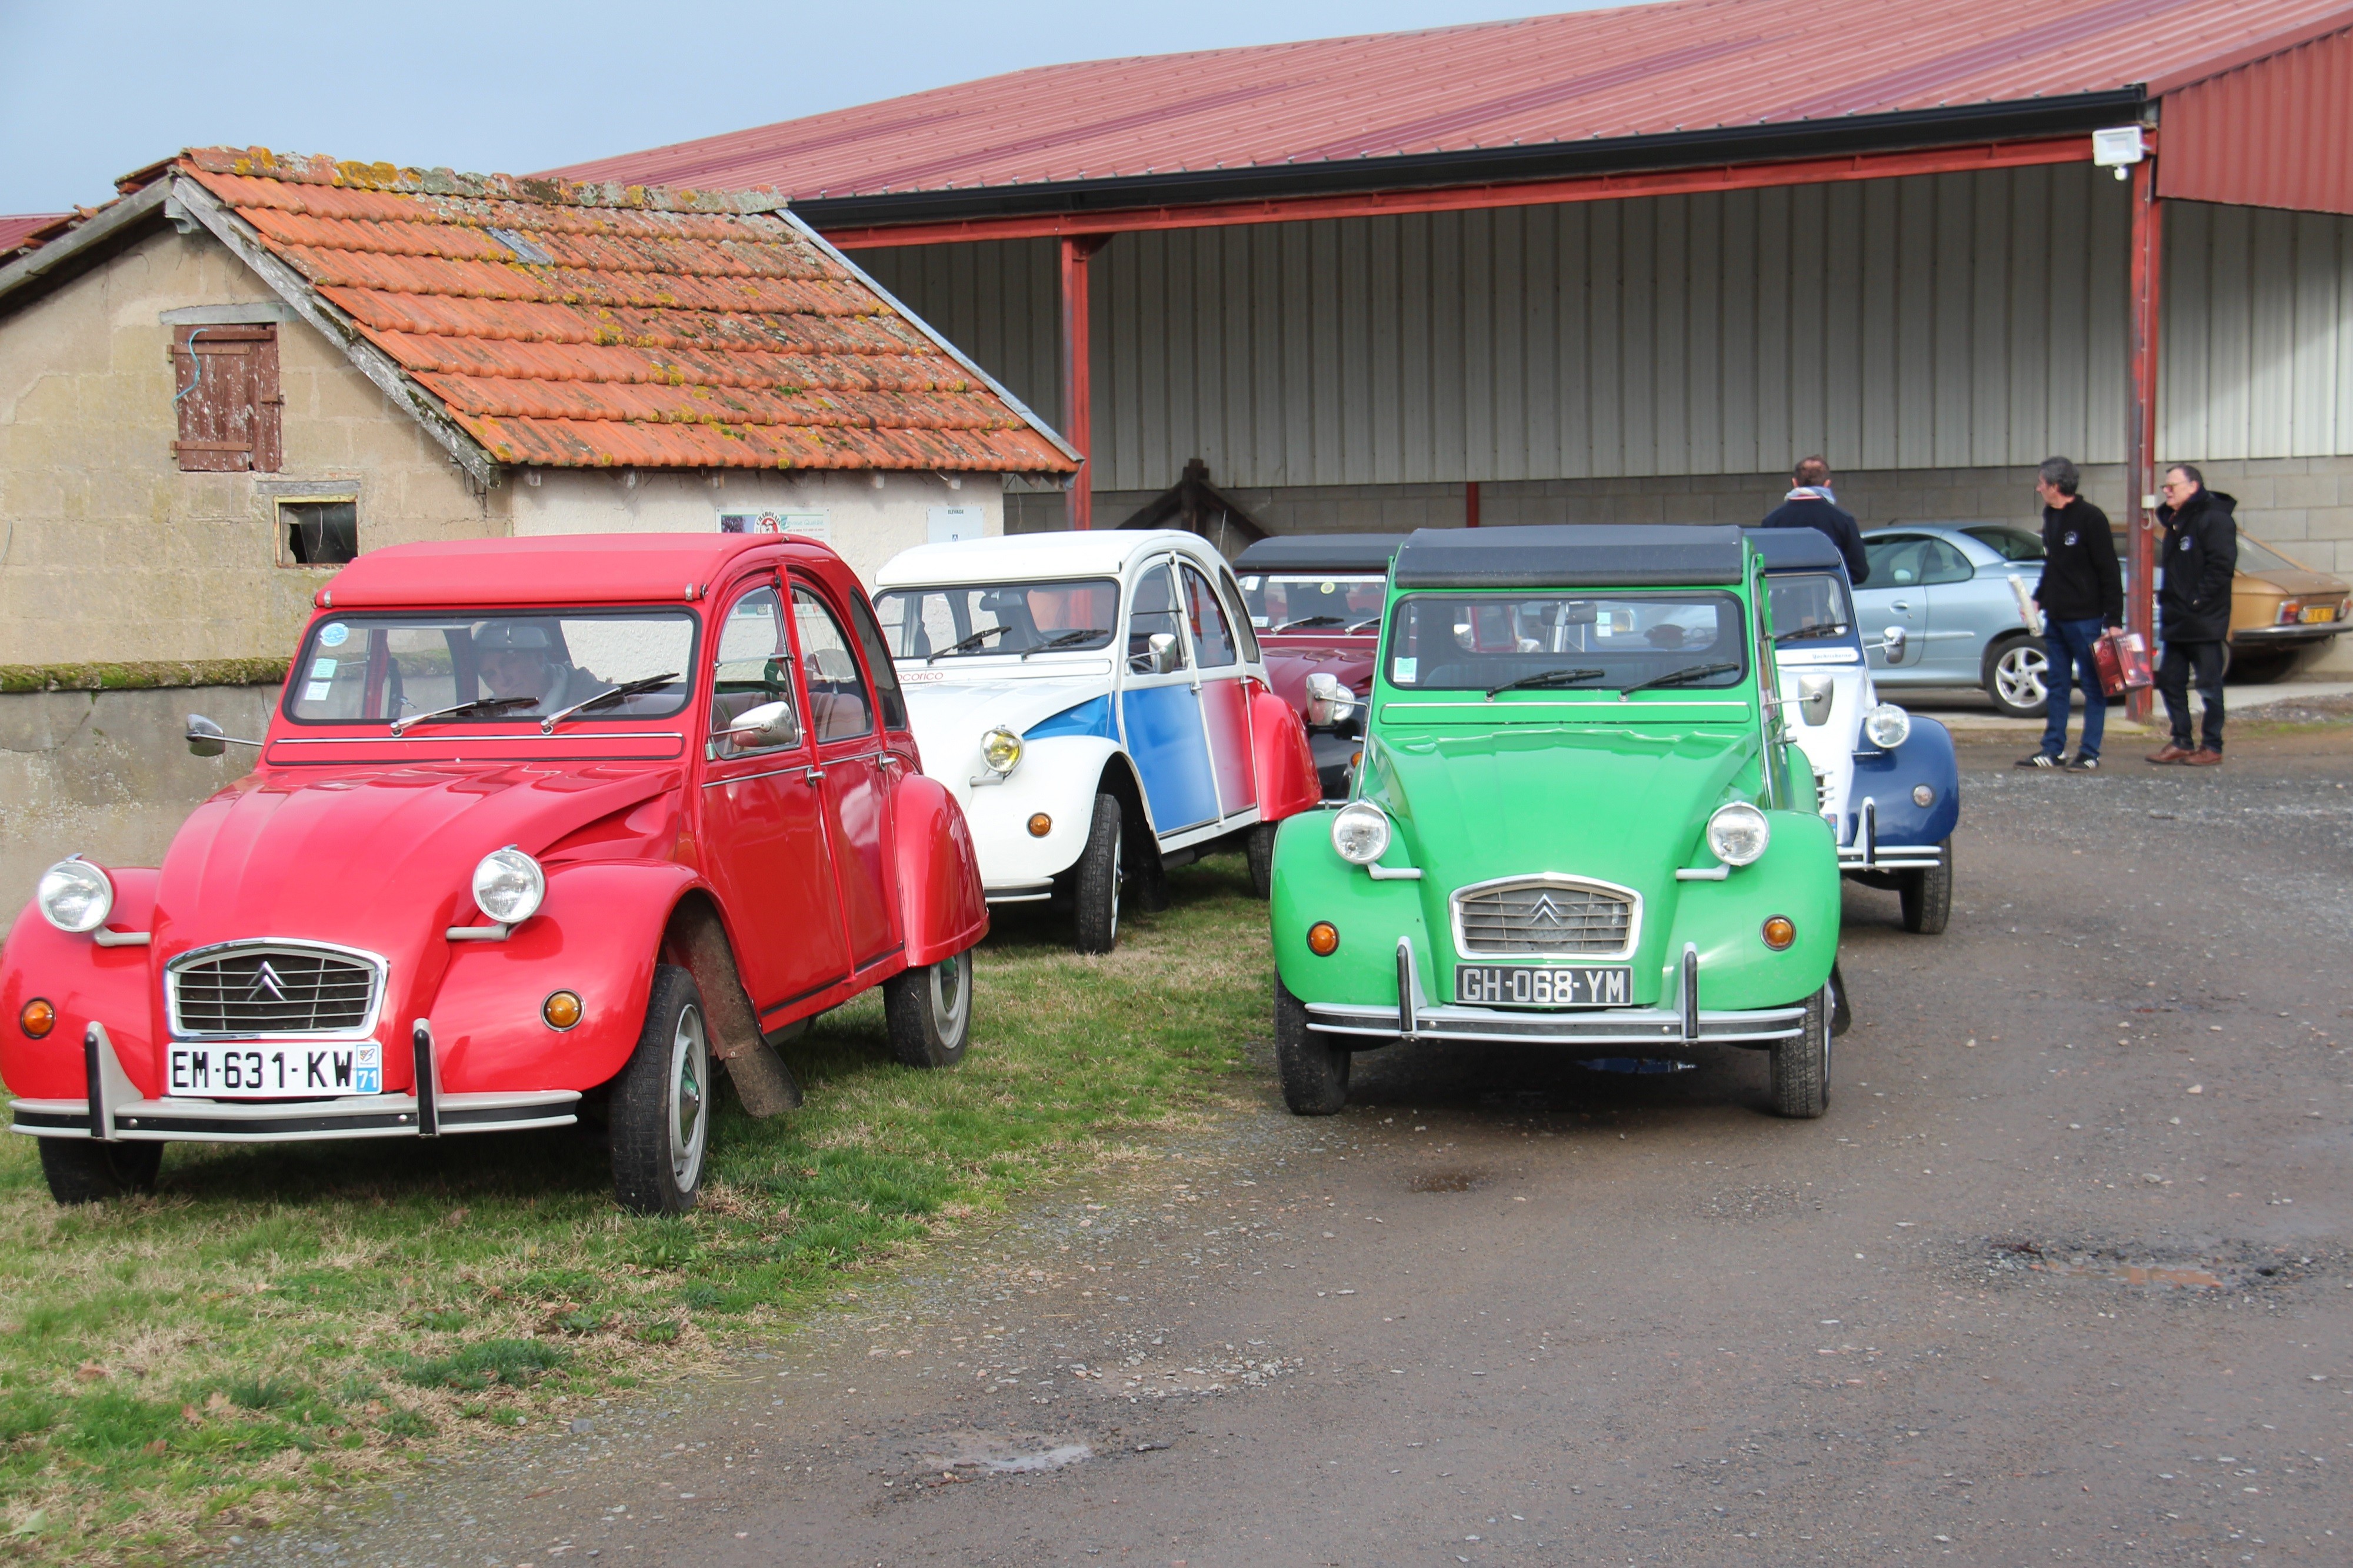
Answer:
xmin=280 ymin=500 xmax=358 ymax=566
xmin=1217 ymin=568 xmax=1262 ymax=663
xmin=710 ymin=586 xmax=799 ymax=756
xmin=1181 ymin=563 xmax=1239 ymax=668
xmin=172 ymin=323 xmax=281 ymax=472
xmin=791 ymin=586 xmax=874 ymax=744
xmin=841 ymin=592 xmax=909 ymax=732
xmin=1126 ymin=562 xmax=1189 ymax=673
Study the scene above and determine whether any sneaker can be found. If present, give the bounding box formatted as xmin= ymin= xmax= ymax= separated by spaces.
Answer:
xmin=2182 ymin=748 xmax=2224 ymax=766
xmin=2064 ymin=753 xmax=2100 ymax=772
xmin=2146 ymin=743 xmax=2193 ymax=765
xmin=2015 ymin=752 xmax=2061 ymax=769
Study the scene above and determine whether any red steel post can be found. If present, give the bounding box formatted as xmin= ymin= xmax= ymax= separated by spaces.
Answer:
xmin=1465 ymin=479 xmax=1481 ymax=528
xmin=1059 ymin=236 xmax=1109 ymax=529
xmin=2125 ymin=156 xmax=2164 ymax=723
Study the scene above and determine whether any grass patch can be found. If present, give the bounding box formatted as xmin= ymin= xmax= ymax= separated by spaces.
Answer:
xmin=0 ymin=858 xmax=1269 ymax=1563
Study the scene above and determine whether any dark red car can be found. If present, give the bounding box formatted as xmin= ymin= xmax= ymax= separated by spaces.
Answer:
xmin=1232 ymin=535 xmax=1401 ymax=798
xmin=2 ymin=534 xmax=987 ymax=1215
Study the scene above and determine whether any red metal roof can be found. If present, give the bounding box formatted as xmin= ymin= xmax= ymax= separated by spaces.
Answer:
xmin=321 ymin=532 xmax=827 ymax=606
xmin=0 ymin=214 xmax=68 ymax=252
xmin=545 ymin=0 xmax=2353 ymax=202
xmin=2161 ymin=24 xmax=2353 ymax=214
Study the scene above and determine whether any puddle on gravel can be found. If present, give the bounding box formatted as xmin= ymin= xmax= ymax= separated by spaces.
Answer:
xmin=1979 ymin=1239 xmax=2321 ymax=1292
xmin=1409 ymin=1169 xmax=1492 ymax=1193
xmin=903 ymin=1432 xmax=1094 ymax=1477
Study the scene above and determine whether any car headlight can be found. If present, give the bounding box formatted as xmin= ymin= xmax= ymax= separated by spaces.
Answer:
xmin=981 ymin=726 xmax=1024 ymax=776
xmin=472 ymin=846 xmax=546 ymax=926
xmin=36 ymin=858 xmax=113 ymax=934
xmin=1863 ymin=702 xmax=1912 ymax=750
xmin=1705 ymin=802 xmax=1771 ymax=868
xmin=1329 ymin=801 xmax=1392 ymax=866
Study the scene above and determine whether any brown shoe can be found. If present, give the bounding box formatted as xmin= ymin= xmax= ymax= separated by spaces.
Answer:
xmin=2146 ymin=743 xmax=2192 ymax=764
xmin=2181 ymin=748 xmax=2224 ymax=766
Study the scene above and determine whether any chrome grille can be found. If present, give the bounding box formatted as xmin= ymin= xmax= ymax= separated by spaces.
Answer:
xmin=169 ymin=945 xmax=381 ymax=1037
xmin=1453 ymin=879 xmax=1635 ymax=957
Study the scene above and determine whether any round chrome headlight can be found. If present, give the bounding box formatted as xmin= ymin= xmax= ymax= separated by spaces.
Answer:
xmin=36 ymin=858 xmax=113 ymax=934
xmin=472 ymin=846 xmax=546 ymax=926
xmin=1863 ymin=702 xmax=1912 ymax=750
xmin=1330 ymin=801 xmax=1392 ymax=866
xmin=981 ymin=727 xmax=1024 ymax=776
xmin=1705 ymin=802 xmax=1771 ymax=868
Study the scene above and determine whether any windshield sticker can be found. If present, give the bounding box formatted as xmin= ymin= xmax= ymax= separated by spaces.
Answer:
xmin=1393 ymin=657 xmax=1417 ymax=685
xmin=318 ymin=622 xmax=349 ymax=648
xmin=303 ymin=680 xmax=332 ymax=702
xmin=309 ymin=658 xmax=336 ymax=679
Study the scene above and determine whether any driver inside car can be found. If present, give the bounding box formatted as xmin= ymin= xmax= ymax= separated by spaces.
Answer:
xmin=472 ymin=621 xmax=606 ymax=716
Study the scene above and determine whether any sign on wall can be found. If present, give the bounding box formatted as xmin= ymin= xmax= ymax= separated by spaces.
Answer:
xmin=718 ymin=509 xmax=828 ymax=540
xmin=928 ymin=506 xmax=985 ymax=543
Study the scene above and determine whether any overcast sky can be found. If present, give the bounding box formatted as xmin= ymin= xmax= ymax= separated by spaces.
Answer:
xmin=0 ymin=0 xmax=1629 ymax=215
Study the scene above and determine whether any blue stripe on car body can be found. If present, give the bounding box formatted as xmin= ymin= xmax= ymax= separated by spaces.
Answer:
xmin=1024 ymin=695 xmax=1117 ymax=741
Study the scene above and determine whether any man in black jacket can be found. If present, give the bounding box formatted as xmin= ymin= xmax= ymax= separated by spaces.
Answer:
xmin=2019 ymin=456 xmax=2123 ymax=770
xmin=1759 ymin=456 xmax=1870 ymax=585
xmin=2148 ymin=464 xmax=2238 ymax=765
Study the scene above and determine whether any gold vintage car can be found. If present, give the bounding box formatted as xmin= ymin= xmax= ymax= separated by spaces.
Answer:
xmin=2226 ymin=532 xmax=2351 ymax=679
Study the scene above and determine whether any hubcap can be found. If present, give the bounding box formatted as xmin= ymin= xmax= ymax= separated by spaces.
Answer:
xmin=669 ymin=1004 xmax=709 ymax=1191
xmin=1997 ymin=646 xmax=2048 ymax=706
xmin=929 ymin=950 xmax=971 ymax=1040
xmin=1108 ymin=833 xmax=1122 ymax=942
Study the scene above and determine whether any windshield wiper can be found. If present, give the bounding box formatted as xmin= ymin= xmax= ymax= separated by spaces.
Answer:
xmin=1615 ymin=661 xmax=1742 ymax=699
xmin=926 ymin=626 xmax=1009 ymax=663
xmin=1774 ymin=622 xmax=1852 ymax=643
xmin=1275 ymin=614 xmax=1347 ymax=631
xmin=1486 ymin=667 xmax=1606 ymax=699
xmin=1020 ymin=629 xmax=1109 ymax=660
xmin=540 ymin=672 xmax=681 ymax=733
xmin=389 ymin=695 xmax=537 ymax=736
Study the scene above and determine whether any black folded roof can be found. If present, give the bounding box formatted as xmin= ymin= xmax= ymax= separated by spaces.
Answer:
xmin=1391 ymin=525 xmax=1749 ymax=589
xmin=1233 ymin=533 xmax=1406 ymax=573
xmin=1740 ymin=527 xmax=1847 ymax=573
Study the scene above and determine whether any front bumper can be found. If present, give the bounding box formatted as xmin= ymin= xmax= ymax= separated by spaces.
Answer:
xmin=1835 ymin=797 xmax=1945 ymax=873
xmin=2231 ymin=623 xmax=2343 ymax=648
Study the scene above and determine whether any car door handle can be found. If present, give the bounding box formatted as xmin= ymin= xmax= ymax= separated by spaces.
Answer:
xmin=804 ymin=766 xmax=827 ymax=783
xmin=1891 ymin=600 xmax=1912 ymax=611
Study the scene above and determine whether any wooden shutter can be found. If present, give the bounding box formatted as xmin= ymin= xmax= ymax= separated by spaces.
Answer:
xmin=171 ymin=324 xmax=282 ymax=472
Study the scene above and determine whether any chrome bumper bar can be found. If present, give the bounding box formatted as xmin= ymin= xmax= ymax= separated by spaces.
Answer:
xmin=983 ymin=881 xmax=1056 ymax=905
xmin=1837 ymin=796 xmax=1942 ymax=872
xmin=8 ymin=1021 xmax=578 ymax=1143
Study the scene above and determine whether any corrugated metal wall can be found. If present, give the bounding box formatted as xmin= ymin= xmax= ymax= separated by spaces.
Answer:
xmin=855 ymin=165 xmax=2353 ymax=491
xmin=2160 ymin=26 xmax=2353 ymax=219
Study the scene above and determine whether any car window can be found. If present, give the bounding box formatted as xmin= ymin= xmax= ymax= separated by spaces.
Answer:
xmin=870 ymin=578 xmax=1119 ymax=660
xmin=1127 ymin=561 xmax=1190 ymax=672
xmin=1218 ymin=568 xmax=1261 ymax=662
xmin=1863 ymin=535 xmax=1938 ymax=588
xmin=2235 ymin=531 xmax=2303 ymax=573
xmin=1384 ymin=592 xmax=1747 ymax=692
xmin=709 ymin=586 xmax=799 ymax=757
xmin=791 ymin=586 xmax=874 ymax=744
xmin=1766 ymin=572 xmax=1857 ymax=643
xmin=1915 ymin=539 xmax=1975 ymax=585
xmin=1239 ymin=573 xmax=1390 ymax=632
xmin=288 ymin=610 xmax=696 ymax=725
xmin=1963 ymin=526 xmax=2045 ymax=562
xmin=841 ymin=592 xmax=909 ymax=731
xmin=1181 ymin=563 xmax=1239 ymax=668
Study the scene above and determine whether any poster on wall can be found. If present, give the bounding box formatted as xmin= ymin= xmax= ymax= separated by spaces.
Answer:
xmin=928 ymin=506 xmax=985 ymax=543
xmin=718 ymin=509 xmax=828 ymax=540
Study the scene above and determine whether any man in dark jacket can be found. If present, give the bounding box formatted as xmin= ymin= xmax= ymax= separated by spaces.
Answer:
xmin=2148 ymin=464 xmax=2238 ymax=765
xmin=2018 ymin=456 xmax=2123 ymax=771
xmin=1759 ymin=456 xmax=1870 ymax=585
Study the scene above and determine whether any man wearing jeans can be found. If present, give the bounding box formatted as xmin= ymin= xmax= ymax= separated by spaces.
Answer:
xmin=2148 ymin=463 xmax=2238 ymax=765
xmin=2018 ymin=456 xmax=2122 ymax=771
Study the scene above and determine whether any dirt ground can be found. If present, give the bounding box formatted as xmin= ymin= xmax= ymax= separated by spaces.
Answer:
xmin=241 ymin=726 xmax=2353 ymax=1568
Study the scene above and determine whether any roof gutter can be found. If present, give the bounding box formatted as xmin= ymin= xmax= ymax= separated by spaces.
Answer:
xmin=795 ymin=90 xmax=2146 ymax=233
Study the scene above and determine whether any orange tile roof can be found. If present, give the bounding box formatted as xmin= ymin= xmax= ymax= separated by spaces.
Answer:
xmin=171 ymin=148 xmax=1074 ymax=473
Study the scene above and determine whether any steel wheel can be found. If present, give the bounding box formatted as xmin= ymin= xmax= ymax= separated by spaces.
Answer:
xmin=929 ymin=950 xmax=971 ymax=1041
xmin=1988 ymin=638 xmax=2049 ymax=719
xmin=1072 ymin=792 xmax=1123 ymax=953
xmin=885 ymin=946 xmax=975 ymax=1067
xmin=611 ymin=965 xmax=712 ymax=1215
xmin=667 ymin=1005 xmax=711 ymax=1192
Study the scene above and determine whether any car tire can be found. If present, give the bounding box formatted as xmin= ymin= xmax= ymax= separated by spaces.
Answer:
xmin=610 ymin=964 xmax=712 ymax=1216
xmin=1072 ymin=792 xmax=1123 ymax=955
xmin=1246 ymin=820 xmax=1278 ymax=900
xmin=2228 ymin=649 xmax=2295 ymax=684
xmin=1274 ymin=978 xmax=1349 ymax=1115
xmin=38 ymin=1139 xmax=162 ymax=1205
xmin=1769 ymin=984 xmax=1832 ymax=1119
xmin=884 ymin=947 xmax=973 ymax=1068
xmin=1900 ymin=837 xmax=1954 ymax=935
xmin=1985 ymin=634 xmax=2049 ymax=719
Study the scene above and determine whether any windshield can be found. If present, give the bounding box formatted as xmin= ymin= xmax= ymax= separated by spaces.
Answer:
xmin=871 ymin=579 xmax=1119 ymax=660
xmin=1766 ymin=572 xmax=1858 ymax=643
xmin=285 ymin=611 xmax=697 ymax=725
xmin=2235 ymin=531 xmax=2305 ymax=573
xmin=1964 ymin=526 xmax=2045 ymax=561
xmin=1384 ymin=592 xmax=1748 ymax=692
xmin=1237 ymin=573 xmax=1388 ymax=633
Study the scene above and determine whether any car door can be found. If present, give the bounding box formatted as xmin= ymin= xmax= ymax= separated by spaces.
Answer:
xmin=789 ymin=580 xmax=901 ymax=973
xmin=1856 ymin=535 xmax=1931 ymax=676
xmin=1180 ymin=559 xmax=1258 ymax=822
xmin=1119 ymin=556 xmax=1219 ymax=837
xmin=698 ymin=579 xmax=852 ymax=1012
xmin=1911 ymin=535 xmax=2004 ymax=683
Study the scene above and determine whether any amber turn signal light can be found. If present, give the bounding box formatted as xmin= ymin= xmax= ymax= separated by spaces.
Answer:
xmin=1761 ymin=916 xmax=1796 ymax=952
xmin=542 ymin=990 xmax=584 ymax=1030
xmin=18 ymin=998 xmax=55 ymax=1039
xmin=1027 ymin=813 xmax=1052 ymax=838
xmin=1306 ymin=922 xmax=1340 ymax=956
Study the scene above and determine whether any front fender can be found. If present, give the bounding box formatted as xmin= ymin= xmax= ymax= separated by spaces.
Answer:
xmin=0 ymin=869 xmax=163 ymax=1099
xmin=1269 ymin=809 xmax=1433 ymax=1011
xmin=427 ymin=860 xmax=698 ymax=1095
xmin=1848 ymin=716 xmax=1960 ymax=846
xmin=1251 ymin=684 xmax=1321 ymax=822
xmin=893 ymin=772 xmax=989 ymax=966
xmin=959 ymin=735 xmax=1129 ymax=885
xmin=1664 ymin=811 xmax=1840 ymax=1011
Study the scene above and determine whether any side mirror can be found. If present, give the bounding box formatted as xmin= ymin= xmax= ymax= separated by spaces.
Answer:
xmin=1796 ymin=673 xmax=1835 ymax=727
xmin=1880 ymin=626 xmax=1907 ymax=660
xmin=1303 ymin=671 xmax=1358 ymax=732
xmin=186 ymin=714 xmax=228 ymax=758
xmin=725 ymin=700 xmax=800 ymax=750
xmin=1148 ymin=632 xmax=1182 ymax=675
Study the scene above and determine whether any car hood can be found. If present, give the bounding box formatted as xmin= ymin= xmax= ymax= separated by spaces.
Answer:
xmin=152 ymin=762 xmax=679 ymax=959
xmin=1369 ymin=725 xmax=1759 ymax=893
xmin=1262 ymin=646 xmax=1377 ymax=712
xmin=2237 ymin=566 xmax=2347 ymax=596
xmin=901 ymin=673 xmax=1109 ymax=753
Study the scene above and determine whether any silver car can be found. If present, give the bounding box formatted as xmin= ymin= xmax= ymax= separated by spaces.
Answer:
xmin=1856 ymin=523 xmax=2051 ymax=718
